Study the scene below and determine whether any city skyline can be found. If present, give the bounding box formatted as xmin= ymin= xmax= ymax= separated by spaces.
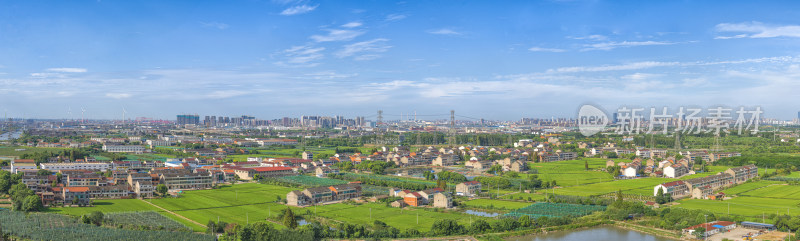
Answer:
xmin=1 ymin=1 xmax=800 ymax=120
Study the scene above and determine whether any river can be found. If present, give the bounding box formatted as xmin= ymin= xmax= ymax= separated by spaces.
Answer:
xmin=506 ymin=226 xmax=676 ymax=241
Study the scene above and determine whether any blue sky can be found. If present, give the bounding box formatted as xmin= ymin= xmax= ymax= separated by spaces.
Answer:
xmin=1 ymin=0 xmax=800 ymax=120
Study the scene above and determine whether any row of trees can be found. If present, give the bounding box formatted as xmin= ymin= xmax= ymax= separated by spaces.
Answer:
xmin=328 ymin=173 xmax=435 ymax=190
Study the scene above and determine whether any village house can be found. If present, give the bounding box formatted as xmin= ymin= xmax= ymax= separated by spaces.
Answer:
xmin=432 ymin=192 xmax=453 ymax=208
xmin=663 ymin=164 xmax=689 ymax=178
xmin=286 ymin=183 xmax=362 ymax=206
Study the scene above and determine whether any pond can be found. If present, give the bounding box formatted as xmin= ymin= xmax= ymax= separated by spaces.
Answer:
xmin=465 ymin=209 xmax=502 ymax=217
xmin=506 ymin=226 xmax=676 ymax=241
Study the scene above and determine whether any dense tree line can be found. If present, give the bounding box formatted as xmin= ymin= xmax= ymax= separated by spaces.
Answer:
xmin=328 ymin=173 xmax=435 ymax=190
xmin=715 ymin=154 xmax=800 ymax=169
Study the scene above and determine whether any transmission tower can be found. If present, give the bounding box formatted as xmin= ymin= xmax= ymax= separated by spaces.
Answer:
xmin=376 ymin=110 xmax=383 ymax=146
xmin=449 ymin=110 xmax=456 ymax=146
xmin=712 ymin=133 xmax=722 ymax=152
xmin=674 ymin=132 xmax=681 ymax=151
xmin=416 ymin=132 xmax=422 ymax=148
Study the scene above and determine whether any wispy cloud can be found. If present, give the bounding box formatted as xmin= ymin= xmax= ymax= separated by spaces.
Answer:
xmin=303 ymin=71 xmax=359 ymax=80
xmin=582 ymin=41 xmax=675 ymax=51
xmin=569 ymin=34 xmax=608 ymax=41
xmin=528 ymin=47 xmax=566 ymax=53
xmin=385 ymin=14 xmax=406 ymax=21
xmin=311 ymin=29 xmax=364 ymax=42
xmin=715 ymin=21 xmax=800 ymax=39
xmin=341 ymin=21 xmax=362 ymax=28
xmin=275 ymin=45 xmax=325 ymax=67
xmin=427 ymin=28 xmax=461 ymax=35
xmin=200 ymin=22 xmax=229 ymax=30
xmin=547 ymin=61 xmax=680 ymax=73
xmin=105 ymin=93 xmax=132 ymax=99
xmin=336 ymin=38 xmax=391 ymax=60
xmin=280 ymin=4 xmax=318 ymax=16
xmin=47 ymin=68 xmax=87 ymax=73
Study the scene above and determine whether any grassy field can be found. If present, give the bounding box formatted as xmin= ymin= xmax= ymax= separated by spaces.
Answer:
xmin=312 ymin=202 xmax=489 ymax=232
xmin=677 ymin=196 xmax=800 ymax=217
xmin=462 ymin=199 xmax=532 ymax=209
xmin=680 ymin=165 xmax=733 ymax=179
xmin=737 ymin=184 xmax=800 ymax=199
xmin=502 ymin=192 xmax=547 ymax=201
xmin=542 ymin=177 xmax=673 ymax=196
xmin=46 ymin=199 xmax=207 ymax=232
xmin=721 ymin=181 xmax=783 ymax=195
xmin=526 ymin=158 xmax=615 ymax=187
xmin=0 ymin=146 xmax=69 ymax=157
xmin=148 ymin=183 xmax=296 ymax=228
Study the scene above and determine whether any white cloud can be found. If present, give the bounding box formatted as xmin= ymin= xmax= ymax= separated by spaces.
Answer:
xmin=715 ymin=22 xmax=800 ymax=38
xmin=385 ymin=14 xmax=406 ymax=21
xmin=528 ymin=47 xmax=566 ymax=53
xmin=200 ymin=22 xmax=229 ymax=30
xmin=714 ymin=34 xmax=748 ymax=40
xmin=427 ymin=28 xmax=461 ymax=35
xmin=105 ymin=93 xmax=132 ymax=99
xmin=280 ymin=4 xmax=318 ymax=16
xmin=548 ymin=61 xmax=680 ymax=73
xmin=582 ymin=41 xmax=675 ymax=51
xmin=311 ymin=29 xmax=365 ymax=42
xmin=341 ymin=21 xmax=362 ymax=28
xmin=46 ymin=68 xmax=87 ymax=73
xmin=275 ymin=45 xmax=325 ymax=67
xmin=336 ymin=38 xmax=391 ymax=60
xmin=621 ymin=73 xmax=662 ymax=81
xmin=303 ymin=71 xmax=359 ymax=80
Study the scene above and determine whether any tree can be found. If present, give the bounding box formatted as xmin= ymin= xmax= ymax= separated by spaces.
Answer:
xmin=36 ymin=169 xmax=51 ymax=176
xmin=436 ymin=180 xmax=446 ymax=189
xmin=283 ymin=207 xmax=298 ymax=229
xmin=253 ymin=174 xmax=261 ymax=181
xmin=518 ymin=215 xmax=532 ymax=227
xmin=9 ymin=183 xmax=34 ymax=211
xmin=156 ymin=184 xmax=168 ymax=197
xmin=585 ymin=159 xmax=589 ymax=170
xmin=694 ymin=227 xmax=706 ymax=239
xmin=88 ymin=211 xmax=104 ymax=226
xmin=430 ymin=219 xmax=465 ymax=236
xmin=21 ymin=195 xmax=42 ymax=212
xmin=0 ymin=171 xmax=11 ymax=194
xmin=469 ymin=219 xmax=491 ymax=234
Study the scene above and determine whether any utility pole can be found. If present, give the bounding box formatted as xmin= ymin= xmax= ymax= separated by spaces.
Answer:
xmin=704 ymin=214 xmax=708 ymax=241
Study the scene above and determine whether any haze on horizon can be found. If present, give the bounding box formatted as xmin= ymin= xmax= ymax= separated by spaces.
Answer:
xmin=1 ymin=1 xmax=799 ymax=120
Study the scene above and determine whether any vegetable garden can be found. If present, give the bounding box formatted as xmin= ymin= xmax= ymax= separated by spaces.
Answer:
xmin=0 ymin=210 xmax=214 ymax=241
xmin=104 ymin=211 xmax=190 ymax=232
xmin=504 ymin=203 xmax=606 ymax=218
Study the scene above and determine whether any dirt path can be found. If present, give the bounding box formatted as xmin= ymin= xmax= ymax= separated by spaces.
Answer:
xmin=142 ymin=199 xmax=207 ymax=228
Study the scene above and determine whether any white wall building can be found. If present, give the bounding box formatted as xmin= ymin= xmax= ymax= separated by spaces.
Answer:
xmin=40 ymin=162 xmax=110 ymax=172
xmin=102 ymin=145 xmax=145 ymax=154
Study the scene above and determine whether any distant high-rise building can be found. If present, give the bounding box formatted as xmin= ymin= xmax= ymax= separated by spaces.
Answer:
xmin=797 ymin=111 xmax=800 ymax=119
xmin=177 ymin=114 xmax=200 ymax=125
